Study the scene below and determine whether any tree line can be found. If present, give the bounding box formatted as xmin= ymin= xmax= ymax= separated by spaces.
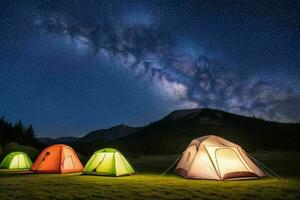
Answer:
xmin=0 ymin=117 xmax=41 ymax=149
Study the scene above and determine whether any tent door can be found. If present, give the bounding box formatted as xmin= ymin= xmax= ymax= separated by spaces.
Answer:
xmin=96 ymin=153 xmax=114 ymax=174
xmin=63 ymin=155 xmax=75 ymax=170
xmin=215 ymin=148 xmax=254 ymax=180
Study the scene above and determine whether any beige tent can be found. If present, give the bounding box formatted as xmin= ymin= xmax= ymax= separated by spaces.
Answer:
xmin=175 ymin=135 xmax=265 ymax=180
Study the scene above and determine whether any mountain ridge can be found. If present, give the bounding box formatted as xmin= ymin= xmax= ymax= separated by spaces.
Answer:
xmin=69 ymin=108 xmax=300 ymax=155
xmin=38 ymin=124 xmax=141 ymax=146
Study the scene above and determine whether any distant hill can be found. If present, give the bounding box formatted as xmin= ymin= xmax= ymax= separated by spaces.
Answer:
xmin=72 ymin=124 xmax=141 ymax=155
xmin=38 ymin=137 xmax=58 ymax=145
xmin=38 ymin=125 xmax=141 ymax=153
xmin=38 ymin=136 xmax=79 ymax=146
xmin=38 ymin=108 xmax=300 ymax=155
xmin=73 ymin=108 xmax=300 ymax=155
xmin=80 ymin=124 xmax=141 ymax=143
xmin=56 ymin=136 xmax=79 ymax=143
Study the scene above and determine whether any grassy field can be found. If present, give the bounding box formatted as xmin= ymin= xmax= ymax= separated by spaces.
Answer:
xmin=0 ymin=151 xmax=300 ymax=200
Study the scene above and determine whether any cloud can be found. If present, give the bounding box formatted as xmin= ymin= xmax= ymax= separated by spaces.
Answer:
xmin=34 ymin=9 xmax=300 ymax=123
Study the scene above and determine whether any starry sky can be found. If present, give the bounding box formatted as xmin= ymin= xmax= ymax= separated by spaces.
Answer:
xmin=0 ymin=0 xmax=299 ymax=137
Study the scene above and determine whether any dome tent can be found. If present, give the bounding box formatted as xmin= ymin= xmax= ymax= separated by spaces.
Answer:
xmin=83 ymin=148 xmax=135 ymax=176
xmin=175 ymin=135 xmax=265 ymax=180
xmin=0 ymin=151 xmax=32 ymax=169
xmin=31 ymin=144 xmax=83 ymax=173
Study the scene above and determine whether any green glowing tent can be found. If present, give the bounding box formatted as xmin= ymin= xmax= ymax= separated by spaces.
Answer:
xmin=0 ymin=152 xmax=32 ymax=169
xmin=83 ymin=148 xmax=135 ymax=176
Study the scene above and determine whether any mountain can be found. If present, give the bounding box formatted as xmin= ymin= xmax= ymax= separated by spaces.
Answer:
xmin=37 ymin=137 xmax=58 ymax=146
xmin=74 ymin=108 xmax=300 ymax=155
xmin=39 ymin=108 xmax=299 ymax=155
xmin=38 ymin=136 xmax=79 ymax=146
xmin=38 ymin=125 xmax=140 ymax=152
xmin=56 ymin=136 xmax=79 ymax=143
xmin=72 ymin=124 xmax=141 ymax=154
xmin=80 ymin=124 xmax=141 ymax=143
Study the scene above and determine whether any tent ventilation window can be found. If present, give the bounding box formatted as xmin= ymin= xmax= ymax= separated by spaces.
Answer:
xmin=42 ymin=152 xmax=50 ymax=161
xmin=186 ymin=152 xmax=191 ymax=161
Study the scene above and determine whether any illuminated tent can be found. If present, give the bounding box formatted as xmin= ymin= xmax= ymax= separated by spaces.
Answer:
xmin=83 ymin=148 xmax=135 ymax=176
xmin=0 ymin=152 xmax=32 ymax=169
xmin=31 ymin=144 xmax=83 ymax=173
xmin=176 ymin=135 xmax=265 ymax=180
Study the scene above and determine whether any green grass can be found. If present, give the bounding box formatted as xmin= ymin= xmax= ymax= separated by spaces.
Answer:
xmin=0 ymin=173 xmax=299 ymax=200
xmin=0 ymin=151 xmax=300 ymax=200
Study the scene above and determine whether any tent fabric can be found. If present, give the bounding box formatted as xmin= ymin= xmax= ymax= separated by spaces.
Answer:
xmin=0 ymin=152 xmax=32 ymax=169
xmin=83 ymin=148 xmax=135 ymax=176
xmin=175 ymin=135 xmax=266 ymax=180
xmin=31 ymin=144 xmax=83 ymax=174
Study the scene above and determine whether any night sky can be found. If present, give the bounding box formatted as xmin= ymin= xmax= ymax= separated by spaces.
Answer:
xmin=0 ymin=0 xmax=299 ymax=137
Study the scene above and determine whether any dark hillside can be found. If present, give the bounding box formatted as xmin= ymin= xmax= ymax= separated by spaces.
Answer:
xmin=75 ymin=109 xmax=300 ymax=155
xmin=73 ymin=124 xmax=141 ymax=155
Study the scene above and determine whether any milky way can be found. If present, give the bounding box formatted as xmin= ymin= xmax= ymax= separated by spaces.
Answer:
xmin=0 ymin=1 xmax=300 ymax=137
xmin=33 ymin=1 xmax=300 ymax=122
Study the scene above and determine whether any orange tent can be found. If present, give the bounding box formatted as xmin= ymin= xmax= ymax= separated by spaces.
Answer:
xmin=31 ymin=144 xmax=83 ymax=173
